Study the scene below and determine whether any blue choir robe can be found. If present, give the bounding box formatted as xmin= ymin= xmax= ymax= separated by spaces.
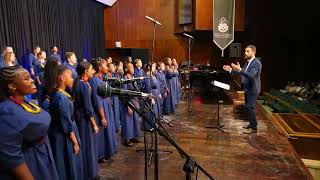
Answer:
xmin=120 ymin=74 xmax=141 ymax=140
xmin=0 ymin=98 xmax=58 ymax=180
xmin=74 ymin=80 xmax=98 ymax=179
xmin=0 ymin=56 xmax=5 ymax=68
xmin=172 ymin=70 xmax=180 ymax=105
xmin=33 ymin=60 xmax=45 ymax=101
xmin=27 ymin=53 xmax=38 ymax=73
xmin=89 ymin=75 xmax=118 ymax=159
xmin=134 ymin=67 xmax=145 ymax=91
xmin=0 ymin=55 xmax=3 ymax=66
xmin=163 ymin=67 xmax=176 ymax=114
xmin=108 ymin=73 xmax=121 ymax=131
xmin=155 ymin=70 xmax=168 ymax=114
xmin=142 ymin=73 xmax=161 ymax=130
xmin=49 ymin=91 xmax=84 ymax=180
xmin=50 ymin=53 xmax=62 ymax=64
xmin=63 ymin=62 xmax=78 ymax=80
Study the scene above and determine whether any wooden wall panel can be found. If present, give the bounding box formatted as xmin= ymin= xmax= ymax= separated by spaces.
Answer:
xmin=104 ymin=0 xmax=244 ymax=66
xmin=195 ymin=0 xmax=213 ymax=30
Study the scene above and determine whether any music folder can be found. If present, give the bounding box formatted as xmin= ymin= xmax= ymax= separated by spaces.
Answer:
xmin=211 ymin=80 xmax=230 ymax=90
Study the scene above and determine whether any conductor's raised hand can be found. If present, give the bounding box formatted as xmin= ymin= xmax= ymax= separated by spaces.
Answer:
xmin=223 ymin=65 xmax=232 ymax=72
xmin=231 ymin=62 xmax=241 ymax=72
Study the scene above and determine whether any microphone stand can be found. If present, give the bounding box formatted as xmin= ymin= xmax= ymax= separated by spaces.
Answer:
xmin=145 ymin=16 xmax=161 ymax=63
xmin=123 ymin=98 xmax=215 ymax=180
xmin=132 ymin=82 xmax=173 ymax=180
xmin=185 ymin=35 xmax=193 ymax=113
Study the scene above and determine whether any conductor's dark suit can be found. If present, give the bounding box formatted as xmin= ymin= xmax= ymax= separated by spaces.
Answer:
xmin=232 ymin=58 xmax=262 ymax=129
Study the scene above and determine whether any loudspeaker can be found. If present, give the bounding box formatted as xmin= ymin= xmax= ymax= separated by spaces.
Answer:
xmin=229 ymin=43 xmax=241 ymax=57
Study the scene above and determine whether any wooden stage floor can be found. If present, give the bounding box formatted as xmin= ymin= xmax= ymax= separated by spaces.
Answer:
xmin=99 ymin=96 xmax=312 ymax=180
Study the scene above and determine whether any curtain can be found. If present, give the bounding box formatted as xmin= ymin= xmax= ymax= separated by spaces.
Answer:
xmin=0 ymin=0 xmax=105 ymax=65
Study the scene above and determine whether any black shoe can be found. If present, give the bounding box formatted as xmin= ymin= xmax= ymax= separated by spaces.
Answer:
xmin=130 ymin=138 xmax=140 ymax=143
xmin=123 ymin=140 xmax=134 ymax=147
xmin=98 ymin=159 xmax=108 ymax=163
xmin=242 ymin=125 xmax=250 ymax=129
xmin=243 ymin=128 xmax=257 ymax=134
xmin=93 ymin=175 xmax=101 ymax=180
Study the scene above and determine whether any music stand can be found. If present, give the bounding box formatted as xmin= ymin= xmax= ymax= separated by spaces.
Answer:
xmin=205 ymin=80 xmax=230 ymax=132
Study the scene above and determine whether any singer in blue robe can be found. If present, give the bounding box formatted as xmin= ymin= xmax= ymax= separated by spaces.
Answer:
xmin=155 ymin=69 xmax=167 ymax=116
xmin=121 ymin=74 xmax=141 ymax=144
xmin=50 ymin=53 xmax=62 ymax=64
xmin=134 ymin=66 xmax=145 ymax=90
xmin=74 ymin=80 xmax=98 ymax=179
xmin=89 ymin=75 xmax=118 ymax=160
xmin=163 ymin=67 xmax=176 ymax=114
xmin=172 ymin=70 xmax=180 ymax=106
xmin=63 ymin=61 xmax=78 ymax=80
xmin=33 ymin=59 xmax=45 ymax=102
xmin=108 ymin=72 xmax=121 ymax=132
xmin=143 ymin=73 xmax=161 ymax=130
xmin=27 ymin=52 xmax=38 ymax=73
xmin=49 ymin=91 xmax=84 ymax=180
xmin=0 ymin=98 xmax=58 ymax=180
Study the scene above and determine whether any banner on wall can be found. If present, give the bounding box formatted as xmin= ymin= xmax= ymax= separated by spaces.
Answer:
xmin=213 ymin=0 xmax=235 ymax=57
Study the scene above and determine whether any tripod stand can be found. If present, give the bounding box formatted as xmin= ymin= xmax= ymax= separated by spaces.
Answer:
xmin=205 ymin=81 xmax=230 ymax=132
xmin=124 ymin=98 xmax=215 ymax=180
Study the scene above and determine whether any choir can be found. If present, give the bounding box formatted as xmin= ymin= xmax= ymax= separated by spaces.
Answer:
xmin=0 ymin=48 xmax=181 ymax=180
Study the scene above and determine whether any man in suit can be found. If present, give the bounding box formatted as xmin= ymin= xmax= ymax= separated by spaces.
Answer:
xmin=223 ymin=45 xmax=262 ymax=134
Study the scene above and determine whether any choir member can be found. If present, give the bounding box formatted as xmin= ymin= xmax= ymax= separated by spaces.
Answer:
xmin=73 ymin=61 xmax=100 ymax=180
xmin=33 ymin=51 xmax=46 ymax=101
xmin=41 ymin=57 xmax=60 ymax=111
xmin=142 ymin=62 xmax=162 ymax=130
xmin=163 ymin=57 xmax=176 ymax=114
xmin=50 ymin=46 xmax=62 ymax=64
xmin=28 ymin=46 xmax=41 ymax=76
xmin=121 ymin=62 xmax=141 ymax=147
xmin=63 ymin=52 xmax=78 ymax=80
xmin=172 ymin=58 xmax=180 ymax=105
xmin=134 ymin=58 xmax=145 ymax=91
xmin=0 ymin=65 xmax=58 ymax=180
xmin=49 ymin=65 xmax=84 ymax=180
xmin=155 ymin=62 xmax=168 ymax=116
xmin=0 ymin=51 xmax=17 ymax=68
xmin=107 ymin=62 xmax=121 ymax=133
xmin=90 ymin=58 xmax=117 ymax=162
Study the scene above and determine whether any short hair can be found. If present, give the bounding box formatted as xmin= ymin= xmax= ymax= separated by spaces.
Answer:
xmin=65 ymin=52 xmax=75 ymax=60
xmin=134 ymin=58 xmax=141 ymax=64
xmin=157 ymin=62 xmax=164 ymax=66
xmin=246 ymin=45 xmax=256 ymax=53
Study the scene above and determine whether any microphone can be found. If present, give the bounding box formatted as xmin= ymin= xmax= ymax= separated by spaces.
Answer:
xmin=97 ymin=83 xmax=153 ymax=98
xmin=107 ymin=77 xmax=148 ymax=84
xmin=182 ymin=33 xmax=194 ymax=39
xmin=145 ymin=16 xmax=162 ymax=26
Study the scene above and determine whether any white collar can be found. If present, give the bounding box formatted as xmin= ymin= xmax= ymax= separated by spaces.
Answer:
xmin=247 ymin=57 xmax=255 ymax=63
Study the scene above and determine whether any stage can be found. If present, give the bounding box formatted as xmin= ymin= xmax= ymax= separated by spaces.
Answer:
xmin=99 ymin=93 xmax=312 ymax=180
